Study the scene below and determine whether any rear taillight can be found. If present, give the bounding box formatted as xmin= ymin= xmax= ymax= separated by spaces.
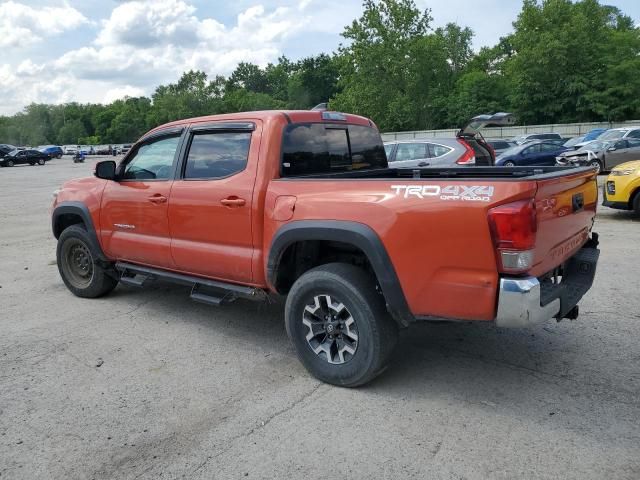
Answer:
xmin=488 ymin=199 xmax=537 ymax=273
xmin=456 ymin=139 xmax=476 ymax=165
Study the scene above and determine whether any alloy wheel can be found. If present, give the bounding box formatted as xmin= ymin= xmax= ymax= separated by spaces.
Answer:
xmin=302 ymin=294 xmax=359 ymax=364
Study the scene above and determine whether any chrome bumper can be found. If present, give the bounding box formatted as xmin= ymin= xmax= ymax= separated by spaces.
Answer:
xmin=495 ymin=277 xmax=560 ymax=328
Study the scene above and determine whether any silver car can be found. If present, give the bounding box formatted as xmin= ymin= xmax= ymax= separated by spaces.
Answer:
xmin=556 ymin=138 xmax=640 ymax=173
xmin=384 ymin=112 xmax=515 ymax=168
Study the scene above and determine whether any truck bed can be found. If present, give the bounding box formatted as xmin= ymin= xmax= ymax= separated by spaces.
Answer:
xmin=281 ymin=165 xmax=594 ymax=180
xmin=268 ymin=165 xmax=598 ymax=321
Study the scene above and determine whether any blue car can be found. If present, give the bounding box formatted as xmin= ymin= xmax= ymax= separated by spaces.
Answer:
xmin=495 ymin=141 xmax=570 ymax=167
xmin=38 ymin=145 xmax=63 ymax=159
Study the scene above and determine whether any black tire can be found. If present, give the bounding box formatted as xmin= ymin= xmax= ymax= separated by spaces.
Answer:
xmin=6 ymin=160 xmax=14 ymax=167
xmin=632 ymin=191 xmax=640 ymax=217
xmin=285 ymin=263 xmax=398 ymax=387
xmin=37 ymin=158 xmax=45 ymax=165
xmin=503 ymin=161 xmax=515 ymax=167
xmin=56 ymin=225 xmax=118 ymax=298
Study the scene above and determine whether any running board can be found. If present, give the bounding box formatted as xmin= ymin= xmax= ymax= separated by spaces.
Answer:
xmin=115 ymin=262 xmax=267 ymax=304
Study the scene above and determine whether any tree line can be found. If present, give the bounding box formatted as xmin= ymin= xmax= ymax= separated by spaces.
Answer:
xmin=1 ymin=0 xmax=639 ymax=146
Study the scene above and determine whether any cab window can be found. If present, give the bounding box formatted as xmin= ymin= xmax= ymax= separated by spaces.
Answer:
xmin=183 ymin=132 xmax=251 ymax=179
xmin=122 ymin=135 xmax=180 ymax=181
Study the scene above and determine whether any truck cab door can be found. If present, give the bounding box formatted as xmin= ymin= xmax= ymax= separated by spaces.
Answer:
xmin=168 ymin=122 xmax=259 ymax=283
xmin=100 ymin=131 xmax=183 ymax=268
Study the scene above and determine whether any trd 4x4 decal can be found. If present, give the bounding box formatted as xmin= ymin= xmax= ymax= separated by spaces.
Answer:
xmin=391 ymin=185 xmax=495 ymax=202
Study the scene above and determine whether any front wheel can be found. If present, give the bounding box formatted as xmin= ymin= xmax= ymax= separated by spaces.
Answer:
xmin=37 ymin=158 xmax=45 ymax=165
xmin=57 ymin=225 xmax=118 ymax=298
xmin=285 ymin=263 xmax=398 ymax=387
xmin=6 ymin=160 xmax=14 ymax=167
xmin=503 ymin=161 xmax=516 ymax=167
xmin=589 ymin=159 xmax=602 ymax=174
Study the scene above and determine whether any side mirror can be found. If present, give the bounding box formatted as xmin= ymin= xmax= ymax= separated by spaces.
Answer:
xmin=95 ymin=160 xmax=116 ymax=180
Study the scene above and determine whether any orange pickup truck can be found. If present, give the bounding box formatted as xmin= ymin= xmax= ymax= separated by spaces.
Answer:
xmin=51 ymin=110 xmax=600 ymax=386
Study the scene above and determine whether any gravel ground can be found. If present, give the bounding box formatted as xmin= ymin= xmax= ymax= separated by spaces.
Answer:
xmin=0 ymin=157 xmax=639 ymax=480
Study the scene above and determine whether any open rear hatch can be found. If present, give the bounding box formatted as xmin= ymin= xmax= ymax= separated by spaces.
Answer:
xmin=457 ymin=113 xmax=516 ymax=166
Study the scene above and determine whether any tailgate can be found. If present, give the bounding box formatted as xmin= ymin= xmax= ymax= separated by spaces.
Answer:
xmin=530 ymin=169 xmax=598 ymax=277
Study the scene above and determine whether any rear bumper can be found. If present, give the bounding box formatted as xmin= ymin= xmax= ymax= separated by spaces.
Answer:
xmin=495 ymin=238 xmax=600 ymax=328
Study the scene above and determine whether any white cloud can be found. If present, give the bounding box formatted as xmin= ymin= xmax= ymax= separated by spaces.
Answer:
xmin=0 ymin=0 xmax=319 ymax=114
xmin=103 ymin=85 xmax=147 ymax=103
xmin=0 ymin=1 xmax=88 ymax=48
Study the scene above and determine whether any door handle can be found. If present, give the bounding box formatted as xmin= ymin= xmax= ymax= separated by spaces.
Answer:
xmin=148 ymin=194 xmax=167 ymax=204
xmin=220 ymin=197 xmax=246 ymax=207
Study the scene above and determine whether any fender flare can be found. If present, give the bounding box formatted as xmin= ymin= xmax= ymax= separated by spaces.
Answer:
xmin=267 ymin=220 xmax=413 ymax=326
xmin=52 ymin=201 xmax=108 ymax=261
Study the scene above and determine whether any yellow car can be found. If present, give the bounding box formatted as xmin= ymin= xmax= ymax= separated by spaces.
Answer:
xmin=602 ymin=160 xmax=640 ymax=215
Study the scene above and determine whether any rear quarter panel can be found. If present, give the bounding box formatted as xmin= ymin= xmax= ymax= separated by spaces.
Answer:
xmin=264 ymin=178 xmax=537 ymax=321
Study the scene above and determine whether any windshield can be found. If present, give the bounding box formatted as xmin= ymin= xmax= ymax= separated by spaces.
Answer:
xmin=576 ymin=140 xmax=611 ymax=152
xmin=564 ymin=136 xmax=584 ymax=147
xmin=599 ymin=130 xmax=626 ymax=141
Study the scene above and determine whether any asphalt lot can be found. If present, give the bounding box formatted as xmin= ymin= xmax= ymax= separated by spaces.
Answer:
xmin=0 ymin=156 xmax=639 ymax=480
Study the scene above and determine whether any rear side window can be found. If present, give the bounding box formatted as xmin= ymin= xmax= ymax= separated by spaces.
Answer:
xmin=281 ymin=123 xmax=387 ymax=176
xmin=184 ymin=132 xmax=251 ymax=179
xmin=428 ymin=143 xmax=452 ymax=158
xmin=395 ymin=143 xmax=428 ymax=161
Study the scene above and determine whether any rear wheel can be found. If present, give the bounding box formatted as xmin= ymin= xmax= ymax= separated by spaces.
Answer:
xmin=37 ymin=158 xmax=45 ymax=165
xmin=285 ymin=263 xmax=398 ymax=387
xmin=504 ymin=161 xmax=515 ymax=167
xmin=57 ymin=225 xmax=117 ymax=298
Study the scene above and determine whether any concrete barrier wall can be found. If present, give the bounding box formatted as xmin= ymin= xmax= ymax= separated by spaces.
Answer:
xmin=381 ymin=120 xmax=640 ymax=141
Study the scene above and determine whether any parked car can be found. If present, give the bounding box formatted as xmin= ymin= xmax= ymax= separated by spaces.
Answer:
xmin=496 ymin=141 xmax=569 ymax=166
xmin=384 ymin=112 xmax=515 ymax=168
xmin=1 ymin=149 xmax=50 ymax=167
xmin=486 ymin=139 xmax=516 ymax=155
xmin=511 ymin=132 xmax=563 ymax=145
xmin=51 ymin=109 xmax=599 ymax=387
xmin=95 ymin=145 xmax=111 ymax=155
xmin=602 ymin=160 xmax=640 ymax=215
xmin=63 ymin=145 xmax=77 ymax=155
xmin=0 ymin=144 xmax=17 ymax=158
xmin=117 ymin=144 xmax=132 ymax=155
xmin=38 ymin=145 xmax=63 ymax=159
xmin=556 ymin=138 xmax=640 ymax=173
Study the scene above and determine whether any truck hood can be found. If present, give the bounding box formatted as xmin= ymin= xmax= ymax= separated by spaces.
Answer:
xmin=457 ymin=112 xmax=516 ymax=137
xmin=611 ymin=160 xmax=640 ymax=171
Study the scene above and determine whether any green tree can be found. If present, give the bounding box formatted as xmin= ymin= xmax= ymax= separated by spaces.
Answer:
xmin=506 ymin=0 xmax=640 ymax=123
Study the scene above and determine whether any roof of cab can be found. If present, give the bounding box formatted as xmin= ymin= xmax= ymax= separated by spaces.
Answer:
xmin=143 ymin=110 xmax=375 ymax=139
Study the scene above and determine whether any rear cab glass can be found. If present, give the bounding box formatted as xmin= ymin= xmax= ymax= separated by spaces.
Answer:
xmin=281 ymin=123 xmax=387 ymax=177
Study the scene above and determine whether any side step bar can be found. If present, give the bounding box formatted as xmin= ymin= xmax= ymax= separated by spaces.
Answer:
xmin=115 ymin=262 xmax=267 ymax=305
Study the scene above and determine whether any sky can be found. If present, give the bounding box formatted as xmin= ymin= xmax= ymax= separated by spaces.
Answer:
xmin=1 ymin=0 xmax=639 ymax=115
